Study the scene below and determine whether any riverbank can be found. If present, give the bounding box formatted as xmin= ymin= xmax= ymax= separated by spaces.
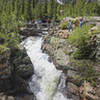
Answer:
xmin=42 ymin=17 xmax=100 ymax=100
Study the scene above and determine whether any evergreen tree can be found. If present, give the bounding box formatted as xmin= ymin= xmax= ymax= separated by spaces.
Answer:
xmin=0 ymin=0 xmax=100 ymax=22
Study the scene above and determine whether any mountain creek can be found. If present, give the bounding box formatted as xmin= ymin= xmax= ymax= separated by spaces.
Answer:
xmin=0 ymin=17 xmax=100 ymax=100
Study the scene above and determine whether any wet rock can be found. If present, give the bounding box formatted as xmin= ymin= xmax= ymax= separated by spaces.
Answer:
xmin=22 ymin=56 xmax=32 ymax=64
xmin=8 ymin=48 xmax=34 ymax=94
xmin=10 ymin=75 xmax=31 ymax=94
xmin=0 ymin=47 xmax=33 ymax=95
xmin=0 ymin=79 xmax=12 ymax=92
xmin=11 ymin=48 xmax=34 ymax=79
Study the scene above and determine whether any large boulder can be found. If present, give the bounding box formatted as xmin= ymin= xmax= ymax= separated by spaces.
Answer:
xmin=15 ymin=64 xmax=33 ymax=78
xmin=10 ymin=75 xmax=31 ymax=94
xmin=42 ymin=36 xmax=72 ymax=70
xmin=11 ymin=48 xmax=34 ymax=79
xmin=54 ymin=49 xmax=70 ymax=69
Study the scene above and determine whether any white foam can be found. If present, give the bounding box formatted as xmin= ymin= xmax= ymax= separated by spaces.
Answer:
xmin=23 ymin=37 xmax=72 ymax=100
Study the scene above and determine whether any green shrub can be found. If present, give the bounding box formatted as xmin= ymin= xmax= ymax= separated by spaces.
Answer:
xmin=73 ymin=48 xmax=90 ymax=59
xmin=68 ymin=25 xmax=91 ymax=45
xmin=73 ymin=39 xmax=96 ymax=59
xmin=68 ymin=25 xmax=96 ymax=59
xmin=61 ymin=21 xmax=68 ymax=30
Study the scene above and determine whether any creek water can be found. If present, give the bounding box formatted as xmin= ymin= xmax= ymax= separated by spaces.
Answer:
xmin=22 ymin=37 xmax=72 ymax=100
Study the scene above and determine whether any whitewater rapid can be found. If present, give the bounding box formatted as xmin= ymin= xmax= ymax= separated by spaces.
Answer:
xmin=22 ymin=37 xmax=72 ymax=100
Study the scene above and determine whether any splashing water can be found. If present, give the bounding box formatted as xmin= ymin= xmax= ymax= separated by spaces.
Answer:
xmin=22 ymin=37 xmax=72 ymax=100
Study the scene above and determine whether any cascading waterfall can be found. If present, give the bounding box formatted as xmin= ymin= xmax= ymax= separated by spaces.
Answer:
xmin=22 ymin=37 xmax=72 ymax=100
